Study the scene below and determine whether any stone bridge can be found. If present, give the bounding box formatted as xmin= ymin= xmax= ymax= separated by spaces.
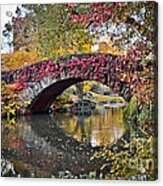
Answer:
xmin=2 ymin=53 xmax=140 ymax=114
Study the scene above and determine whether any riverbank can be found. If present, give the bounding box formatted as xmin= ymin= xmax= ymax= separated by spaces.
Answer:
xmin=53 ymin=91 xmax=125 ymax=112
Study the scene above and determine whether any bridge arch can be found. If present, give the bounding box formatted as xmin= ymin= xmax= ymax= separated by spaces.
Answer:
xmin=28 ymin=78 xmax=126 ymax=113
xmin=29 ymin=78 xmax=83 ymax=113
xmin=3 ymin=53 xmax=139 ymax=114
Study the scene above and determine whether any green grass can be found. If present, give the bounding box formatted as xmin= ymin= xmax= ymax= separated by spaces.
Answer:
xmin=90 ymin=91 xmax=124 ymax=103
xmin=55 ymin=90 xmax=124 ymax=109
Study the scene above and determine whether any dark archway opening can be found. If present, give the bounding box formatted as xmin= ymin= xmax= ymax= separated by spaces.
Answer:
xmin=29 ymin=78 xmax=126 ymax=114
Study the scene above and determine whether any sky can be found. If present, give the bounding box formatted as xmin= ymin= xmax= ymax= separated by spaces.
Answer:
xmin=1 ymin=4 xmax=18 ymax=53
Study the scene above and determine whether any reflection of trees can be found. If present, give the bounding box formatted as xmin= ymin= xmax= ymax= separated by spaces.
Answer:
xmin=1 ymin=115 xmax=102 ymax=177
xmin=2 ymin=110 xmax=125 ymax=178
xmin=74 ymin=115 xmax=86 ymax=143
xmin=72 ymin=114 xmax=93 ymax=144
xmin=2 ymin=111 xmax=156 ymax=179
xmin=58 ymin=108 xmax=126 ymax=147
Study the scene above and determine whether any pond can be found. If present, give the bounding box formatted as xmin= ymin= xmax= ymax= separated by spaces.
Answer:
xmin=1 ymin=106 xmax=156 ymax=180
xmin=55 ymin=107 xmax=126 ymax=147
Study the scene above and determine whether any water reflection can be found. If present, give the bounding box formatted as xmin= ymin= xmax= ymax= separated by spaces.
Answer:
xmin=54 ymin=108 xmax=126 ymax=147
xmin=1 ymin=107 xmax=126 ymax=178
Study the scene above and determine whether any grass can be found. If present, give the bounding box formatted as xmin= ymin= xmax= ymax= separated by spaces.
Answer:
xmin=55 ymin=90 xmax=124 ymax=109
xmin=90 ymin=91 xmax=124 ymax=103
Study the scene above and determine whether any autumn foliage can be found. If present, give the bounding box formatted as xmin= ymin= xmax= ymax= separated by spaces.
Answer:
xmin=2 ymin=51 xmax=43 ymax=71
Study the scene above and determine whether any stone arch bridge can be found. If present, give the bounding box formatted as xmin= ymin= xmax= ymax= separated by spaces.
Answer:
xmin=2 ymin=53 xmax=141 ymax=114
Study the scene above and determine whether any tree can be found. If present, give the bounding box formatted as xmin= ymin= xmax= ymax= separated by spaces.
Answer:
xmin=2 ymin=2 xmax=157 ymax=119
xmin=11 ymin=4 xmax=93 ymax=60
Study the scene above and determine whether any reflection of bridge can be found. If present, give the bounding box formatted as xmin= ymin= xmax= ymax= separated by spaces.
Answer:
xmin=3 ymin=53 xmax=140 ymax=114
xmin=2 ymin=114 xmax=102 ymax=177
xmin=2 ymin=114 xmax=131 ymax=177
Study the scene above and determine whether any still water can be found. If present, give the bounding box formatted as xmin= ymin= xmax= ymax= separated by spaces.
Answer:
xmin=1 ymin=107 xmax=127 ymax=178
